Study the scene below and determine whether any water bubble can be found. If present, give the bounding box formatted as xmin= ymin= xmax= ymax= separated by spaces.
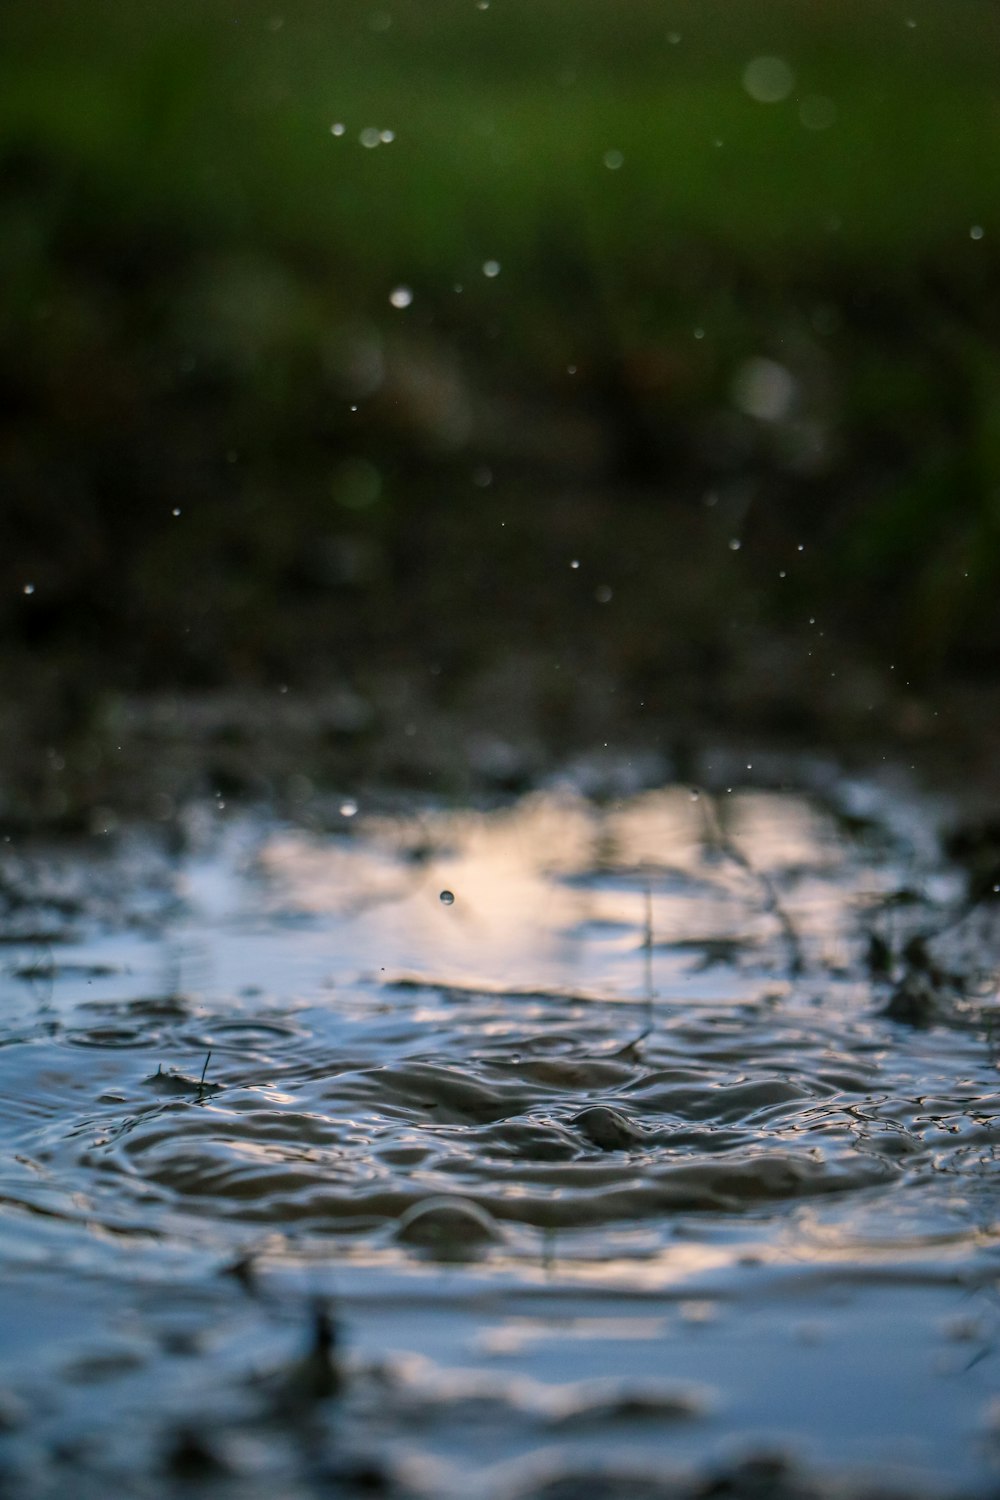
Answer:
xmin=603 ymin=149 xmax=624 ymax=170
xmin=970 ymin=225 xmax=985 ymax=241
xmin=339 ymin=799 xmax=358 ymax=818
xmin=482 ymin=259 xmax=501 ymax=278
xmin=389 ymin=285 xmax=413 ymax=309
xmin=330 ymin=122 xmax=345 ymax=136
xmin=743 ymin=55 xmax=795 ymax=104
xmin=799 ymin=95 xmax=837 ymax=131
xmin=22 ymin=583 xmax=35 ymax=595
xmin=439 ymin=889 xmax=455 ymax=905
xmin=359 ymin=127 xmax=381 ymax=148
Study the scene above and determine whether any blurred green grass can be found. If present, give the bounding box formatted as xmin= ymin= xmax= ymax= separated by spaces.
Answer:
xmin=2 ymin=0 xmax=1000 ymax=706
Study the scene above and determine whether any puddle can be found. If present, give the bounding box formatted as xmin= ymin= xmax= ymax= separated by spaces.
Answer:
xmin=0 ymin=775 xmax=998 ymax=1496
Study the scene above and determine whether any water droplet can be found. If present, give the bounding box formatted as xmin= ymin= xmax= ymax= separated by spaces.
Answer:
xmin=667 ymin=31 xmax=682 ymax=44
xmin=359 ymin=127 xmax=381 ymax=148
xmin=439 ymin=889 xmax=455 ymax=905
xmin=172 ymin=507 xmax=181 ymax=517
xmin=380 ymin=128 xmax=395 ymax=144
xmin=570 ymin=559 xmax=580 ymax=569
xmin=482 ymin=259 xmax=501 ymax=278
xmin=476 ymin=0 xmax=489 ymax=9
xmin=779 ymin=569 xmax=787 ymax=578
xmin=732 ymin=357 xmax=796 ymax=421
xmin=729 ymin=538 xmax=742 ymax=551
xmin=797 ymin=543 xmax=805 ymax=552
xmin=693 ymin=327 xmax=705 ymax=340
xmin=970 ymin=225 xmax=985 ymax=241
xmin=689 ymin=789 xmax=700 ymax=801
xmin=389 ymin=285 xmax=413 ymax=309
xmin=603 ymin=149 xmax=624 ymax=170
xmin=799 ymin=95 xmax=837 ymax=131
xmin=22 ymin=583 xmax=35 ymax=595
xmin=743 ymin=55 xmax=795 ymax=104
xmin=340 ymin=799 xmax=358 ymax=818
xmin=567 ymin=363 xmax=577 ymax=374
xmin=330 ymin=122 xmax=345 ymax=136
xmin=595 ymin=584 xmax=613 ymax=603
xmin=473 ymin=466 xmax=493 ymax=487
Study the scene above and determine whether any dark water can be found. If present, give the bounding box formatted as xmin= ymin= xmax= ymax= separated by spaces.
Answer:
xmin=1 ymin=765 xmax=999 ymax=1497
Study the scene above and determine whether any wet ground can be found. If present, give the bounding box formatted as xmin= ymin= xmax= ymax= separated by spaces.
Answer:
xmin=1 ymin=753 xmax=999 ymax=1498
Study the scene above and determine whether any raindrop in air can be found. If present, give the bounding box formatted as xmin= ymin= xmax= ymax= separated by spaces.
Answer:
xmin=729 ymin=538 xmax=742 ymax=551
xmin=970 ymin=225 xmax=985 ymax=241
xmin=570 ymin=559 xmax=580 ymax=569
xmin=340 ymin=799 xmax=358 ymax=818
xmin=482 ymin=260 xmax=501 ymax=278
xmin=172 ymin=508 xmax=181 ymax=517
xmin=330 ymin=122 xmax=345 ymax=136
xmin=23 ymin=583 xmax=35 ymax=596
xmin=380 ymin=129 xmax=395 ymax=144
xmin=799 ymin=96 xmax=837 ymax=131
xmin=439 ymin=889 xmax=455 ymax=905
xmin=603 ymin=150 xmax=624 ymax=170
xmin=359 ymin=127 xmax=381 ymax=148
xmin=389 ymin=286 xmax=413 ymax=309
xmin=743 ymin=55 xmax=795 ymax=104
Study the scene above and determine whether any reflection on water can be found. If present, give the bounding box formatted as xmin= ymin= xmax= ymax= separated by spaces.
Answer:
xmin=0 ymin=777 xmax=998 ymax=1497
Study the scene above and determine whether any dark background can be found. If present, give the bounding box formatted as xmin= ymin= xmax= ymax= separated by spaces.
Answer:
xmin=3 ymin=0 xmax=1000 ymax=817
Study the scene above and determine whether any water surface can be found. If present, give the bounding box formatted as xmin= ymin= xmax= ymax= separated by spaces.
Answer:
xmin=1 ymin=771 xmax=998 ymax=1496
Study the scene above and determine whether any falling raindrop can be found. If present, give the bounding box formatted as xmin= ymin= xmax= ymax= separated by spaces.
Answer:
xmin=359 ymin=127 xmax=381 ymax=148
xmin=330 ymin=122 xmax=345 ymax=136
xmin=380 ymin=129 xmax=395 ymax=144
xmin=970 ymin=225 xmax=985 ymax=241
xmin=389 ymin=286 xmax=413 ymax=309
xmin=482 ymin=259 xmax=501 ymax=278
xmin=729 ymin=538 xmax=742 ymax=551
xmin=172 ymin=508 xmax=182 ymax=517
xmin=603 ymin=150 xmax=624 ymax=170
xmin=799 ymin=96 xmax=837 ymax=131
xmin=22 ymin=583 xmax=35 ymax=596
xmin=570 ymin=559 xmax=580 ymax=570
xmin=743 ymin=55 xmax=795 ymax=104
xmin=340 ymin=799 xmax=358 ymax=818
xmin=689 ymin=789 xmax=700 ymax=802
xmin=595 ymin=584 xmax=613 ymax=603
xmin=439 ymin=889 xmax=455 ymax=905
